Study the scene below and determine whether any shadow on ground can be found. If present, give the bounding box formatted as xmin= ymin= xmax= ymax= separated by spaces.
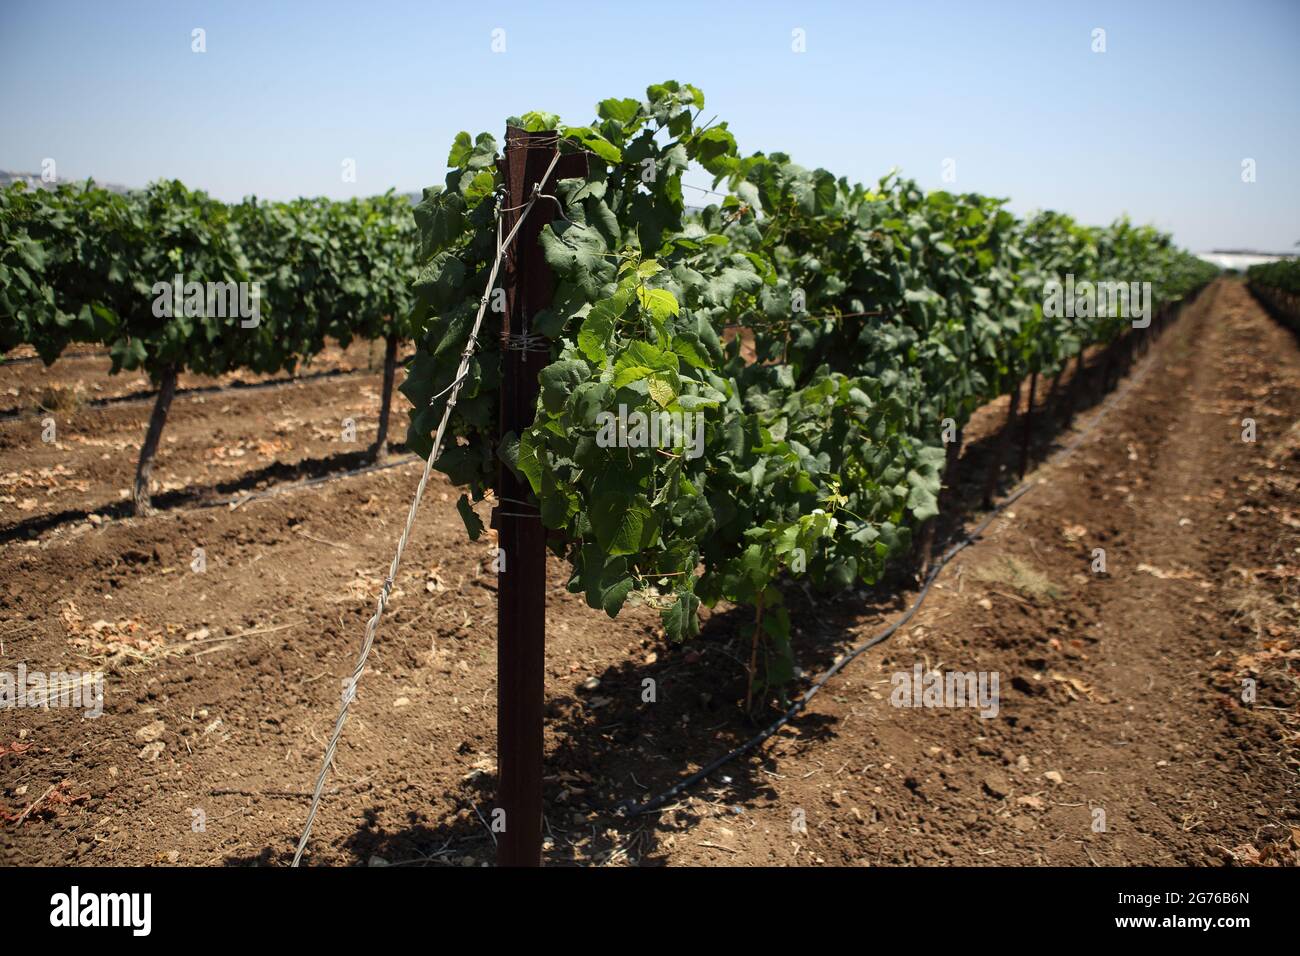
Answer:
xmin=0 ymin=444 xmax=412 ymax=544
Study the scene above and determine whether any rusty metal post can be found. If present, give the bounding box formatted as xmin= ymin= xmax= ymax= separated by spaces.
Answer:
xmin=494 ymin=128 xmax=585 ymax=867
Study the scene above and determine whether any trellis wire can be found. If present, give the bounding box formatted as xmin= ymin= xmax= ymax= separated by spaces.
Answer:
xmin=291 ymin=150 xmax=562 ymax=866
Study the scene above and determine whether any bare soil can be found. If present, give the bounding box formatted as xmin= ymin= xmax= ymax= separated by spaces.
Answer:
xmin=1 ymin=278 xmax=1296 ymax=867
xmin=1 ymin=339 xmax=413 ymax=535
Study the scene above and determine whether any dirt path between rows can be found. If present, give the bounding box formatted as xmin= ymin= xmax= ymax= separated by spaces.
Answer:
xmin=1 ymin=339 xmax=413 ymax=533
xmin=1 ymin=279 xmax=1295 ymax=867
xmin=640 ymin=278 xmax=1297 ymax=866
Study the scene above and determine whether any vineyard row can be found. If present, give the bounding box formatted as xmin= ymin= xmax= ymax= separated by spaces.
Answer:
xmin=398 ymin=80 xmax=1220 ymax=698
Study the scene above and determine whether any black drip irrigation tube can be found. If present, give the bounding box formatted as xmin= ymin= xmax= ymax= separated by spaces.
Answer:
xmin=615 ymin=300 xmax=1188 ymax=819
xmin=614 ymin=481 xmax=1034 ymax=818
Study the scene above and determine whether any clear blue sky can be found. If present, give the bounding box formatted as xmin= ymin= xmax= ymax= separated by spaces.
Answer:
xmin=1 ymin=0 xmax=1296 ymax=252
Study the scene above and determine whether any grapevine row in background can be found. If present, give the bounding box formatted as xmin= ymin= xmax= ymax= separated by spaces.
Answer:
xmin=401 ymin=80 xmax=1219 ymax=703
xmin=1246 ymin=257 xmax=1300 ymax=333
xmin=0 ymin=181 xmax=418 ymax=512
